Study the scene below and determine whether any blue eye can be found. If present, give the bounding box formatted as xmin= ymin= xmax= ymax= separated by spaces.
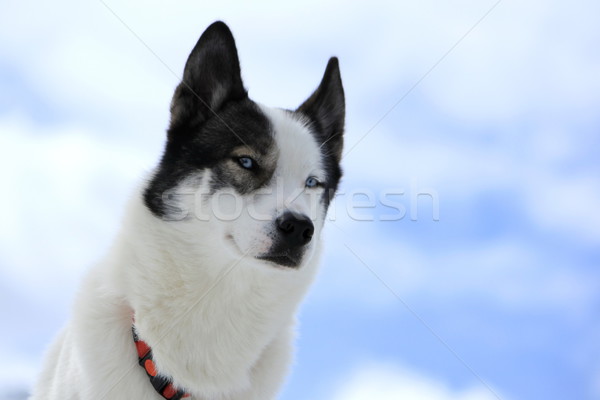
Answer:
xmin=305 ymin=177 xmax=320 ymax=188
xmin=238 ymin=156 xmax=255 ymax=169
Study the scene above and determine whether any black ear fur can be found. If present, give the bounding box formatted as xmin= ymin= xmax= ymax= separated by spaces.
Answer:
xmin=297 ymin=57 xmax=345 ymax=162
xmin=169 ymin=21 xmax=247 ymax=138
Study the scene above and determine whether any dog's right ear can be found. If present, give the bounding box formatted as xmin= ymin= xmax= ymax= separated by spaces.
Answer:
xmin=168 ymin=21 xmax=247 ymax=138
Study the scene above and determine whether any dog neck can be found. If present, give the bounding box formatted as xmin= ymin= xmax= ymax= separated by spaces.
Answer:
xmin=108 ymin=194 xmax=321 ymax=398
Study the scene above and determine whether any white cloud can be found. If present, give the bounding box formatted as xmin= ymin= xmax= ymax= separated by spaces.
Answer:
xmin=523 ymin=170 xmax=600 ymax=246
xmin=0 ymin=345 xmax=40 ymax=397
xmin=315 ymin=221 xmax=599 ymax=316
xmin=419 ymin=0 xmax=600 ymax=123
xmin=3 ymin=0 xmax=598 ymax=127
xmin=0 ymin=114 xmax=153 ymax=302
xmin=331 ymin=363 xmax=502 ymax=400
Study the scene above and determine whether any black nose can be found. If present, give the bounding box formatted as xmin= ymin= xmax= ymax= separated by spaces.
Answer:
xmin=276 ymin=212 xmax=314 ymax=247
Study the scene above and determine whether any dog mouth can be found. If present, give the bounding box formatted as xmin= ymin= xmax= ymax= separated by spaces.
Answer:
xmin=256 ymin=253 xmax=300 ymax=268
xmin=225 ymin=234 xmax=302 ymax=268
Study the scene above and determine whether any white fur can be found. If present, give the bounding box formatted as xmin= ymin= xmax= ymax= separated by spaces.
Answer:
xmin=30 ymin=105 xmax=327 ymax=400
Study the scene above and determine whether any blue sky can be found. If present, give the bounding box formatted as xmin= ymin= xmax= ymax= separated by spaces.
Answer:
xmin=1 ymin=1 xmax=599 ymax=399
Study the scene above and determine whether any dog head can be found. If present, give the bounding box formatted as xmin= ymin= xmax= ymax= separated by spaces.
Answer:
xmin=143 ymin=21 xmax=345 ymax=269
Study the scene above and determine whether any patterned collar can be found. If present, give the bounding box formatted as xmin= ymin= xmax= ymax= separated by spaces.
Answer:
xmin=132 ymin=325 xmax=191 ymax=400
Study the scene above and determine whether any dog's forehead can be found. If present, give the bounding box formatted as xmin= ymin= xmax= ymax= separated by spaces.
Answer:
xmin=259 ymin=105 xmax=323 ymax=178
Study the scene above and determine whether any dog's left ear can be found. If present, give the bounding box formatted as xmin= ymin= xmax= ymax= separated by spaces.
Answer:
xmin=297 ymin=57 xmax=345 ymax=163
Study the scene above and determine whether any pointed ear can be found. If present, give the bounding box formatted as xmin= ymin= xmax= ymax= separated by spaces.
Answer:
xmin=297 ymin=57 xmax=345 ymax=162
xmin=169 ymin=21 xmax=247 ymax=136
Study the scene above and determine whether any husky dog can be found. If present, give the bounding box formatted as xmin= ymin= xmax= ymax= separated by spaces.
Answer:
xmin=30 ymin=21 xmax=344 ymax=400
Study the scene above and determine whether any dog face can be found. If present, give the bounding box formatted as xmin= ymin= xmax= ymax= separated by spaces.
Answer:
xmin=143 ymin=22 xmax=345 ymax=268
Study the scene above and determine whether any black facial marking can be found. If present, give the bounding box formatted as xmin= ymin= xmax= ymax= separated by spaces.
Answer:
xmin=144 ymin=98 xmax=275 ymax=217
xmin=144 ymin=21 xmax=275 ymax=218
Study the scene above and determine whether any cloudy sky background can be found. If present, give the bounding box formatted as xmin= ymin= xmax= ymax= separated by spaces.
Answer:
xmin=1 ymin=0 xmax=599 ymax=399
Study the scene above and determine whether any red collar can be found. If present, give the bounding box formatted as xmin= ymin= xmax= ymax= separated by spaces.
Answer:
xmin=132 ymin=325 xmax=191 ymax=400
